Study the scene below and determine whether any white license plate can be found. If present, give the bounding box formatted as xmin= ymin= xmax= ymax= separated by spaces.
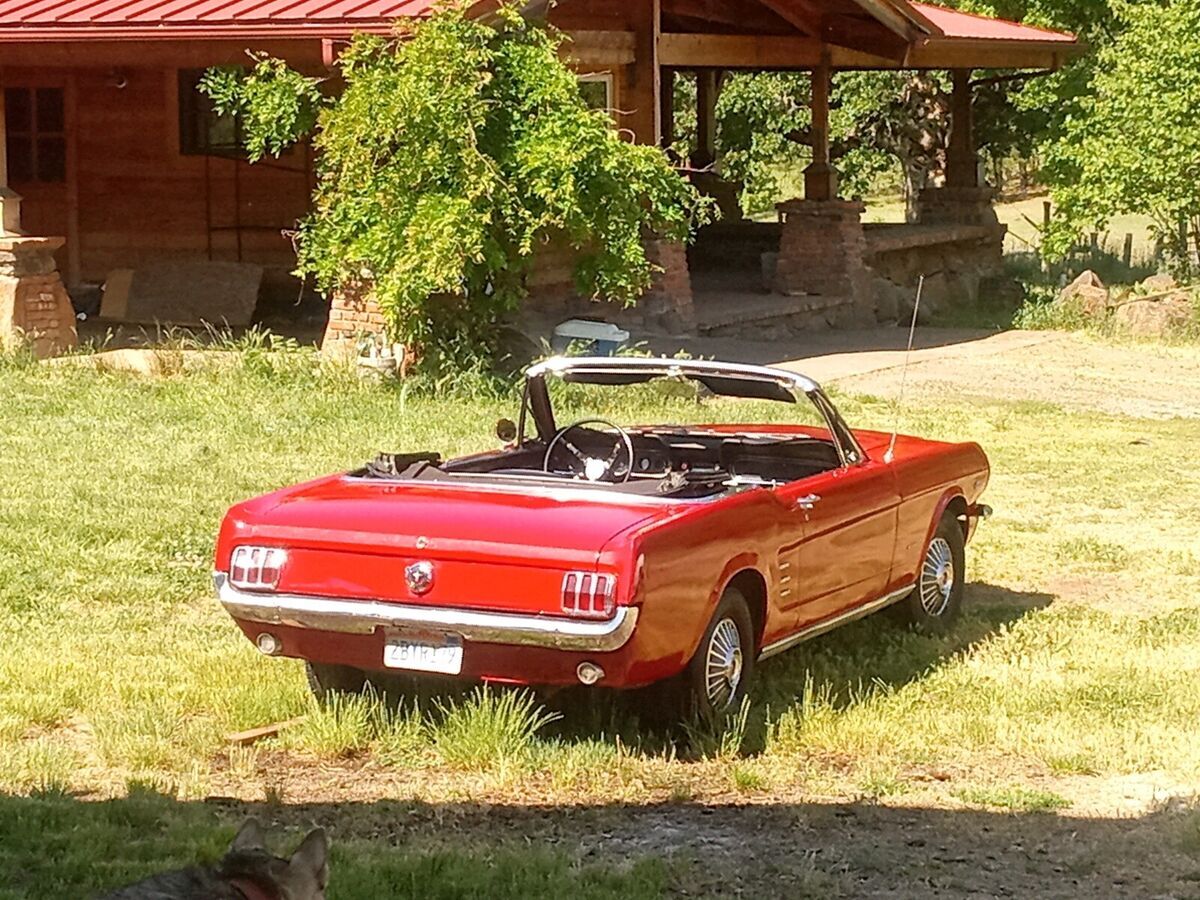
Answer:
xmin=383 ymin=632 xmax=463 ymax=675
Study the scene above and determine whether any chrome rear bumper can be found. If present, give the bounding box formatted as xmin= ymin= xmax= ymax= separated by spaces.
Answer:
xmin=214 ymin=573 xmax=639 ymax=653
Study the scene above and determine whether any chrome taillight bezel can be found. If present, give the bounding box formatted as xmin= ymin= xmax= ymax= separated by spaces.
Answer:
xmin=229 ymin=545 xmax=288 ymax=592
xmin=561 ymin=571 xmax=617 ymax=620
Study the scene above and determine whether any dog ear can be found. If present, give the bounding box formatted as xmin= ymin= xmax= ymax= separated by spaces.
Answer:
xmin=289 ymin=828 xmax=329 ymax=879
xmin=229 ymin=818 xmax=267 ymax=853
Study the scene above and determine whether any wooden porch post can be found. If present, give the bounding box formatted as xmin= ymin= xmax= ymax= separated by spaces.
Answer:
xmin=945 ymin=68 xmax=978 ymax=189
xmin=659 ymin=66 xmax=676 ymax=151
xmin=627 ymin=0 xmax=662 ymax=145
xmin=692 ymin=68 xmax=719 ymax=169
xmin=804 ymin=56 xmax=837 ymax=202
xmin=0 ymin=88 xmax=25 ymax=236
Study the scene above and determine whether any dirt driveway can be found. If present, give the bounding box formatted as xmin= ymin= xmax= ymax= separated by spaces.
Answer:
xmin=658 ymin=328 xmax=1200 ymax=419
xmin=822 ymin=333 xmax=1200 ymax=419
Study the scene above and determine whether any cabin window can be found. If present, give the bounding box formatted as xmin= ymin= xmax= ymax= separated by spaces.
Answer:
xmin=178 ymin=69 xmax=242 ymax=158
xmin=4 ymin=87 xmax=66 ymax=183
xmin=577 ymin=73 xmax=614 ymax=114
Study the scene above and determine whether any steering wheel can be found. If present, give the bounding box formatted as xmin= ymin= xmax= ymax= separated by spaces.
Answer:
xmin=543 ymin=418 xmax=635 ymax=483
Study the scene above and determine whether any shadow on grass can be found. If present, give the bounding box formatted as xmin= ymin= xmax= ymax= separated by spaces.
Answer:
xmin=535 ymin=582 xmax=1053 ymax=756
xmin=1 ymin=782 xmax=1196 ymax=899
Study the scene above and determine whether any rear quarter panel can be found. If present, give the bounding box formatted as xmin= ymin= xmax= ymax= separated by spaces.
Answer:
xmin=601 ymin=489 xmax=792 ymax=686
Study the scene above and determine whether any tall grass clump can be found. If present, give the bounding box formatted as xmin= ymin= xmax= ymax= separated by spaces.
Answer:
xmin=0 ymin=738 xmax=77 ymax=794
xmin=681 ymin=696 xmax=753 ymax=761
xmin=287 ymin=690 xmax=382 ymax=758
xmin=433 ymin=688 xmax=560 ymax=769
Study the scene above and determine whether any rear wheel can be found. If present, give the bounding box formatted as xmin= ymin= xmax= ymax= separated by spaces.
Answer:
xmin=895 ymin=511 xmax=965 ymax=633
xmin=304 ymin=662 xmax=368 ymax=703
xmin=682 ymin=588 xmax=756 ymax=719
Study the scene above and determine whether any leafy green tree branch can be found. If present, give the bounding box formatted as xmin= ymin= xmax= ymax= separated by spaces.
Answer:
xmin=202 ymin=5 xmax=711 ymax=369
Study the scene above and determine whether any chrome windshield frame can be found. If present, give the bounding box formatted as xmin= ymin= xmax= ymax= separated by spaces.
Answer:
xmin=520 ymin=356 xmax=865 ymax=468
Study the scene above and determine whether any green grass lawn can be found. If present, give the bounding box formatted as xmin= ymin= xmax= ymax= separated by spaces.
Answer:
xmin=1 ymin=346 xmax=1199 ymax=896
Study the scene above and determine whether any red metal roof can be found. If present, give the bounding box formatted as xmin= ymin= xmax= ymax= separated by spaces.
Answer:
xmin=911 ymin=2 xmax=1076 ymax=43
xmin=0 ymin=0 xmax=437 ymax=36
xmin=0 ymin=0 xmax=1078 ymax=45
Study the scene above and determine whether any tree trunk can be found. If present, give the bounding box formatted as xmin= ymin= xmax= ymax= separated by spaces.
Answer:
xmin=903 ymin=163 xmax=928 ymax=223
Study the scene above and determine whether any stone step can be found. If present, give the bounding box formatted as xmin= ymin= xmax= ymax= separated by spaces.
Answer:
xmin=694 ymin=291 xmax=853 ymax=336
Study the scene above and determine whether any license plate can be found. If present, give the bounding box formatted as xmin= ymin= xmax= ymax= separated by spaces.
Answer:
xmin=383 ymin=632 xmax=463 ymax=675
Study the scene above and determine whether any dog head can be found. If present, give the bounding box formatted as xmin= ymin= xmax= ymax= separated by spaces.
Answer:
xmin=219 ymin=820 xmax=329 ymax=900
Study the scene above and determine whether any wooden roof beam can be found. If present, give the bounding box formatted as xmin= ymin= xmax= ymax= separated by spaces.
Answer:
xmin=657 ymin=32 xmax=896 ymax=68
xmin=661 ymin=0 xmax=795 ymax=34
xmin=656 ymin=31 xmax=1074 ymax=70
xmin=843 ymin=0 xmax=919 ymax=40
xmin=754 ymin=0 xmax=820 ymax=37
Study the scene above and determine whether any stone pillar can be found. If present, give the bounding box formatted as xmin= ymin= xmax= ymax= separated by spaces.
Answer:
xmin=804 ymin=59 xmax=837 ymax=203
xmin=917 ymin=185 xmax=1000 ymax=227
xmin=774 ymin=199 xmax=872 ymax=323
xmin=640 ymin=238 xmax=695 ymax=334
xmin=0 ymin=237 xmax=79 ymax=357
xmin=320 ymin=280 xmax=388 ymax=359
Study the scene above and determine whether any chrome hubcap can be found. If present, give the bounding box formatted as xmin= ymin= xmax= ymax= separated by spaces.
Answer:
xmin=920 ymin=536 xmax=955 ymax=617
xmin=705 ymin=618 xmax=743 ymax=709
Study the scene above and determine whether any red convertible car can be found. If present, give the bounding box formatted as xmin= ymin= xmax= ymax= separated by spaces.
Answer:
xmin=215 ymin=356 xmax=991 ymax=717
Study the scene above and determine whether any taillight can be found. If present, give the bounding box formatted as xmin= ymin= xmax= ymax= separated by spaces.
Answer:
xmin=561 ymin=571 xmax=617 ymax=619
xmin=229 ymin=546 xmax=287 ymax=591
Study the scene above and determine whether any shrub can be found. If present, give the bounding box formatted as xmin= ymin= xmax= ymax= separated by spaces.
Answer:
xmin=202 ymin=6 xmax=711 ymax=372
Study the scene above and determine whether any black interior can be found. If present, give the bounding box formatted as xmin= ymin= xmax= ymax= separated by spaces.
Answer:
xmin=358 ymin=428 xmax=842 ymax=499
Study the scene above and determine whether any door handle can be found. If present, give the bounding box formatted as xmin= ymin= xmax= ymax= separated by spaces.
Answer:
xmin=793 ymin=493 xmax=821 ymax=511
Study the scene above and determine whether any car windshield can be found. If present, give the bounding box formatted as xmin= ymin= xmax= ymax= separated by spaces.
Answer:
xmin=543 ymin=376 xmax=831 ymax=433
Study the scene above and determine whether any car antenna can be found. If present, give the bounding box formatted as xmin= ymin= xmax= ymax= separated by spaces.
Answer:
xmin=883 ymin=274 xmax=925 ymax=465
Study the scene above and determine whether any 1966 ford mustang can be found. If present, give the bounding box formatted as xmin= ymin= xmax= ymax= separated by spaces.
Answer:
xmin=215 ymin=356 xmax=991 ymax=716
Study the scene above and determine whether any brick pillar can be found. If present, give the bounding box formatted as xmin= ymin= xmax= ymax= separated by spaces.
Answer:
xmin=774 ymin=199 xmax=872 ymax=322
xmin=320 ymin=280 xmax=388 ymax=359
xmin=916 ymin=186 xmax=1001 ymax=227
xmin=641 ymin=238 xmax=695 ymax=334
xmin=0 ymin=236 xmax=78 ymax=358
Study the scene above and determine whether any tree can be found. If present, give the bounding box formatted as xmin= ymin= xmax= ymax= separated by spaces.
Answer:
xmin=1042 ymin=0 xmax=1200 ymax=275
xmin=202 ymin=5 xmax=710 ymax=369
xmin=689 ymin=1 xmax=1137 ymax=219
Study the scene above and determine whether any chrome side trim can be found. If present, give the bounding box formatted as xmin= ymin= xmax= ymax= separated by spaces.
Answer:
xmin=215 ymin=573 xmax=639 ymax=653
xmin=757 ymin=583 xmax=916 ymax=661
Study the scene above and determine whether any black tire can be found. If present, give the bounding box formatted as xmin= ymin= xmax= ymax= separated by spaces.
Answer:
xmin=894 ymin=511 xmax=966 ymax=634
xmin=682 ymin=587 xmax=756 ymax=720
xmin=304 ymin=661 xmax=368 ymax=703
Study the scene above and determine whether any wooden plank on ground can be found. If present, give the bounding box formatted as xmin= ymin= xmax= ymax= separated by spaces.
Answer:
xmin=225 ymin=716 xmax=306 ymax=747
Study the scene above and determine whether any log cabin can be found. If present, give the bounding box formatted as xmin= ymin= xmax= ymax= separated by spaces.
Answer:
xmin=0 ymin=0 xmax=1080 ymax=355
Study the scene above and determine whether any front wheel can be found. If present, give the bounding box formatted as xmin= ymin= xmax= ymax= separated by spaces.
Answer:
xmin=895 ymin=511 xmax=966 ymax=633
xmin=682 ymin=588 xmax=756 ymax=719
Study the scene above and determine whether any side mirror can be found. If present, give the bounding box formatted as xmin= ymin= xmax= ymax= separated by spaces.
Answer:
xmin=495 ymin=418 xmax=518 ymax=444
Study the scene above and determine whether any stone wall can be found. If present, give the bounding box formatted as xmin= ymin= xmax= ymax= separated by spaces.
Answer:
xmin=865 ymin=223 xmax=1009 ymax=323
xmin=318 ymin=236 xmax=697 ymax=359
xmin=520 ymin=235 xmax=695 ymax=335
xmin=0 ymin=236 xmax=78 ymax=358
